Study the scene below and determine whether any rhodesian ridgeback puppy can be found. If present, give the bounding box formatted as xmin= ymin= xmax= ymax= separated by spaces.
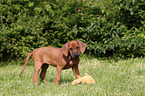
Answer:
xmin=19 ymin=40 xmax=86 ymax=85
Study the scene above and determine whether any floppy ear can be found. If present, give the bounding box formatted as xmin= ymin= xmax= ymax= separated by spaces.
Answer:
xmin=61 ymin=42 xmax=69 ymax=56
xmin=77 ymin=41 xmax=86 ymax=53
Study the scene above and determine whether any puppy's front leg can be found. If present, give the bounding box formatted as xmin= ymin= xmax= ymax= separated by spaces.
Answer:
xmin=55 ymin=66 xmax=63 ymax=85
xmin=72 ymin=65 xmax=81 ymax=79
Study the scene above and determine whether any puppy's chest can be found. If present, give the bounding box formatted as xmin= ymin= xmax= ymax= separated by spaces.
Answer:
xmin=63 ymin=60 xmax=77 ymax=69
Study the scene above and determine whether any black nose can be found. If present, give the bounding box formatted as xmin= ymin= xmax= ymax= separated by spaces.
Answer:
xmin=73 ymin=52 xmax=80 ymax=58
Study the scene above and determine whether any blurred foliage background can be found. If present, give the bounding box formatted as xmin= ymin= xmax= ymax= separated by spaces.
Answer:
xmin=0 ymin=0 xmax=145 ymax=61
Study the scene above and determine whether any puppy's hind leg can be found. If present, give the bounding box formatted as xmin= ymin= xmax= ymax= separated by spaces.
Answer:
xmin=40 ymin=64 xmax=49 ymax=83
xmin=33 ymin=62 xmax=42 ymax=84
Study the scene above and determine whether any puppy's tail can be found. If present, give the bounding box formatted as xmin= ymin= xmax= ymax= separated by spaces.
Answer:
xmin=19 ymin=50 xmax=35 ymax=76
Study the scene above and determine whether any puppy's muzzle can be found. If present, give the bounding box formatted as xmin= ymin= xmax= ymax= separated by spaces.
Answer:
xmin=72 ymin=52 xmax=80 ymax=58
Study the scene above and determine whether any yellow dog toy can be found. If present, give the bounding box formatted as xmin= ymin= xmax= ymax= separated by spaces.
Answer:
xmin=71 ymin=73 xmax=95 ymax=85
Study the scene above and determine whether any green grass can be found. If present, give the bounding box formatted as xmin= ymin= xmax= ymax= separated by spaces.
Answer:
xmin=1 ymin=55 xmax=145 ymax=96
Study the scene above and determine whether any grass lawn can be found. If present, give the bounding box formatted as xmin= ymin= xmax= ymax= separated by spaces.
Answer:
xmin=0 ymin=55 xmax=145 ymax=96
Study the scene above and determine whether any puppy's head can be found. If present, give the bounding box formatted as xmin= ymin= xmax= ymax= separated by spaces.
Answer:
xmin=62 ymin=40 xmax=86 ymax=58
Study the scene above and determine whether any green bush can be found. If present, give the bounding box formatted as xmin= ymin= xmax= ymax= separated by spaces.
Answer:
xmin=0 ymin=0 xmax=144 ymax=61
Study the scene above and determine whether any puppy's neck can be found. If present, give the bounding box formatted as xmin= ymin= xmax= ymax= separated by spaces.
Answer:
xmin=62 ymin=52 xmax=79 ymax=62
xmin=63 ymin=52 xmax=71 ymax=61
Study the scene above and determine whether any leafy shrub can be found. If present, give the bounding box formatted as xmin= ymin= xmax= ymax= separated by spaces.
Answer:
xmin=0 ymin=0 xmax=144 ymax=61
xmin=0 ymin=0 xmax=50 ymax=59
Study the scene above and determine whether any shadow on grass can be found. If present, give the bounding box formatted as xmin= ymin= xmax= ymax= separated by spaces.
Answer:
xmin=37 ymin=76 xmax=74 ymax=85
xmin=59 ymin=77 xmax=74 ymax=84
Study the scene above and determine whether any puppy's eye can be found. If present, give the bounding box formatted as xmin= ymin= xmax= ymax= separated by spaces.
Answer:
xmin=76 ymin=46 xmax=79 ymax=49
xmin=70 ymin=48 xmax=73 ymax=50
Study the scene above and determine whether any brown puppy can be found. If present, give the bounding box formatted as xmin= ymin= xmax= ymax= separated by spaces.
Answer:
xmin=19 ymin=40 xmax=86 ymax=85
